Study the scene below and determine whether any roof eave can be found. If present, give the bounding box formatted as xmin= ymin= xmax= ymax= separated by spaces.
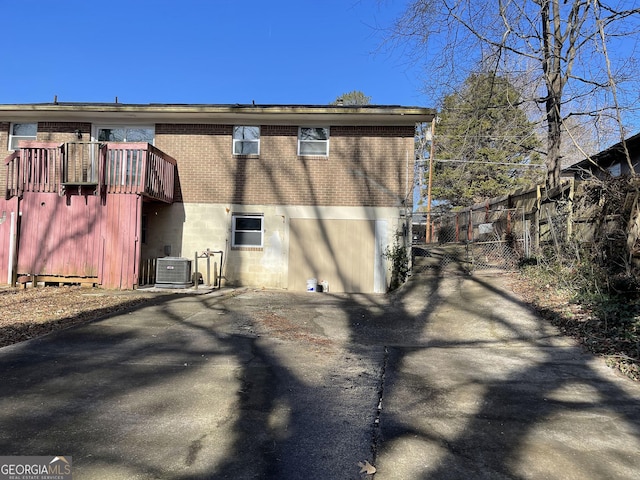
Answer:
xmin=0 ymin=103 xmax=436 ymax=125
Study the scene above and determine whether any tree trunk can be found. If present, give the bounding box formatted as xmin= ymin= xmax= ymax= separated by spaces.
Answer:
xmin=546 ymin=93 xmax=562 ymax=189
xmin=540 ymin=0 xmax=563 ymax=190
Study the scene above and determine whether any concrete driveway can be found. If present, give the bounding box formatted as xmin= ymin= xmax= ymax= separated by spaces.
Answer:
xmin=1 ymin=249 xmax=639 ymax=479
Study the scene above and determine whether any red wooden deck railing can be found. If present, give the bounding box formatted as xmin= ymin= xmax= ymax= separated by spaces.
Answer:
xmin=103 ymin=142 xmax=176 ymax=202
xmin=4 ymin=142 xmax=63 ymax=197
xmin=4 ymin=141 xmax=176 ymax=203
xmin=4 ymin=150 xmax=21 ymax=198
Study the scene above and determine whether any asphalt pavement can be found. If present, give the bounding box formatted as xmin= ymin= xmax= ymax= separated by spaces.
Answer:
xmin=0 ymin=248 xmax=639 ymax=479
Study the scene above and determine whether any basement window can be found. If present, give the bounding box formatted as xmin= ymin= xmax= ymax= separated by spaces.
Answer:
xmin=232 ymin=214 xmax=264 ymax=247
xmin=9 ymin=123 xmax=37 ymax=151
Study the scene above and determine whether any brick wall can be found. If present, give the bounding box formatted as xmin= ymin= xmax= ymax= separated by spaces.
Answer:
xmin=1 ymin=121 xmax=416 ymax=208
xmin=38 ymin=122 xmax=92 ymax=142
xmin=156 ymin=123 xmax=416 ymax=207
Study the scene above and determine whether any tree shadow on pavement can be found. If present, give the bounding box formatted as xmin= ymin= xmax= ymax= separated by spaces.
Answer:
xmin=1 ymin=255 xmax=639 ymax=479
xmin=370 ymin=253 xmax=640 ymax=479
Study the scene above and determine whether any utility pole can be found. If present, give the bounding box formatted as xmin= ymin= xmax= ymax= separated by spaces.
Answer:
xmin=426 ymin=117 xmax=436 ymax=243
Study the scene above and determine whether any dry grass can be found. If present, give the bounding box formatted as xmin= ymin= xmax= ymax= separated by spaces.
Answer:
xmin=0 ymin=286 xmax=153 ymax=348
xmin=509 ymin=272 xmax=640 ymax=382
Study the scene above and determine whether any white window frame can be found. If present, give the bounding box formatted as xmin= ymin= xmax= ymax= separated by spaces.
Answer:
xmin=233 ymin=126 xmax=260 ymax=155
xmin=9 ymin=123 xmax=37 ymax=151
xmin=232 ymin=214 xmax=264 ymax=247
xmin=298 ymin=127 xmax=330 ymax=157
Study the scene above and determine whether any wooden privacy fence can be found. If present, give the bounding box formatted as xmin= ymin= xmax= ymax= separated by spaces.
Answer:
xmin=430 ymin=183 xmax=575 ymax=244
xmin=423 ymin=181 xmax=600 ymax=271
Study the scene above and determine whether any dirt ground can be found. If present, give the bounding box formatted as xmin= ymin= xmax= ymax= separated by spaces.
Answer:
xmin=0 ymin=286 xmax=154 ymax=348
xmin=509 ymin=275 xmax=640 ymax=382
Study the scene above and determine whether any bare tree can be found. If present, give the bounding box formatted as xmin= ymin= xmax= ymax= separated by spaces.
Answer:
xmin=389 ymin=0 xmax=640 ymax=188
xmin=331 ymin=91 xmax=372 ymax=105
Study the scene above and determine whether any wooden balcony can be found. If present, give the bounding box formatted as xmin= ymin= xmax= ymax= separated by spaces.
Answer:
xmin=4 ymin=141 xmax=176 ymax=203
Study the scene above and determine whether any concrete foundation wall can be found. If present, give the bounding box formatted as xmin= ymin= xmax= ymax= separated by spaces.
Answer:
xmin=141 ymin=202 xmax=404 ymax=292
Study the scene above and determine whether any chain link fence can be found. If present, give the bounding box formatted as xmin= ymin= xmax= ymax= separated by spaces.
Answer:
xmin=424 ymin=208 xmax=528 ymax=273
xmin=413 ymin=181 xmax=577 ymax=274
xmin=414 ymin=178 xmax=640 ymax=280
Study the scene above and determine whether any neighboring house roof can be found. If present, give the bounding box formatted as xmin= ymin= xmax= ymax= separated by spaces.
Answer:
xmin=0 ymin=102 xmax=435 ymax=126
xmin=563 ymin=131 xmax=640 ymax=174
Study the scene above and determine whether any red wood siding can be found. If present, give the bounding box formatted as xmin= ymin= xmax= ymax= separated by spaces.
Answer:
xmin=18 ymin=194 xmax=101 ymax=278
xmin=101 ymin=194 xmax=141 ymax=289
xmin=3 ymin=193 xmax=141 ymax=289
xmin=1 ymin=140 xmax=174 ymax=289
xmin=0 ymin=197 xmax=19 ymax=284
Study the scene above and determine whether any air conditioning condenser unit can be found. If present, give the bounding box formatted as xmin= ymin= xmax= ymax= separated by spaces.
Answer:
xmin=155 ymin=257 xmax=193 ymax=288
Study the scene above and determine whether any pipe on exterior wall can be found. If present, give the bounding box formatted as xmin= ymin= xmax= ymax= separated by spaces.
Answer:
xmin=194 ymin=249 xmax=224 ymax=289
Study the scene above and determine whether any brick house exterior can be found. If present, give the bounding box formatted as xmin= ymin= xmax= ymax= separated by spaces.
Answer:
xmin=562 ymin=131 xmax=640 ymax=180
xmin=0 ymin=103 xmax=433 ymax=293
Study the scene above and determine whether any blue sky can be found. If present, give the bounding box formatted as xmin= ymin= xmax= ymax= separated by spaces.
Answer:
xmin=1 ymin=0 xmax=428 ymax=107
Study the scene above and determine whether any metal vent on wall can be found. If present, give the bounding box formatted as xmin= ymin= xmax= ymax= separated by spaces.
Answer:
xmin=155 ymin=257 xmax=193 ymax=288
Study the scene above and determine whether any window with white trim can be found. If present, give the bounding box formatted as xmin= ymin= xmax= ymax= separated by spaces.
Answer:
xmin=9 ymin=123 xmax=37 ymax=151
xmin=233 ymin=126 xmax=260 ymax=155
xmin=298 ymin=127 xmax=329 ymax=156
xmin=232 ymin=214 xmax=264 ymax=247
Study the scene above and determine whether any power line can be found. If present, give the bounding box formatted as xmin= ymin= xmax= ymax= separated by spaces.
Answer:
xmin=416 ymin=159 xmax=547 ymax=168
